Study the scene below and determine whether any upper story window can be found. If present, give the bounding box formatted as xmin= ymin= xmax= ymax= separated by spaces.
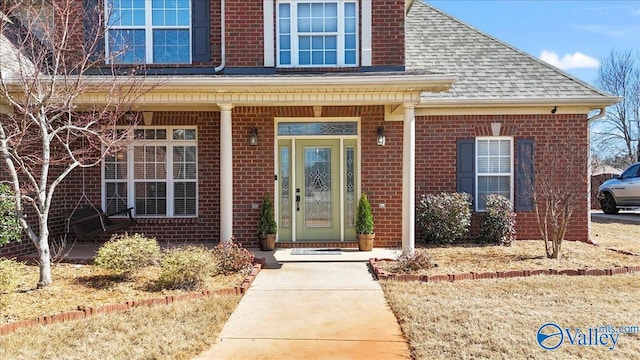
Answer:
xmin=277 ymin=1 xmax=358 ymax=67
xmin=106 ymin=0 xmax=191 ymax=64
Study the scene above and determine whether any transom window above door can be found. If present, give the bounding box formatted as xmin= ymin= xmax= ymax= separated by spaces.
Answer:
xmin=106 ymin=0 xmax=191 ymax=64
xmin=277 ymin=1 xmax=358 ymax=67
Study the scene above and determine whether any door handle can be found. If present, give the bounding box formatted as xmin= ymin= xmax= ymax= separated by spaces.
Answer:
xmin=296 ymin=188 xmax=301 ymax=211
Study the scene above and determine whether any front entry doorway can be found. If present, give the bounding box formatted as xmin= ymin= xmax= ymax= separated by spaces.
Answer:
xmin=276 ymin=121 xmax=359 ymax=242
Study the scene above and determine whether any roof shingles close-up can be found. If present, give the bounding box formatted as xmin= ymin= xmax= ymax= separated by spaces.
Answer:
xmin=406 ymin=2 xmax=611 ymax=101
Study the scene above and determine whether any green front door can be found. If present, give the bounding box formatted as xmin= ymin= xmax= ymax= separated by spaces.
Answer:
xmin=295 ymin=140 xmax=341 ymax=240
xmin=277 ymin=135 xmax=357 ymax=243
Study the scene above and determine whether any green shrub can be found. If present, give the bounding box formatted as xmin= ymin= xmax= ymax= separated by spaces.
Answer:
xmin=0 ymin=258 xmax=24 ymax=294
xmin=0 ymin=184 xmax=22 ymax=247
xmin=93 ymin=233 xmax=161 ymax=280
xmin=391 ymin=249 xmax=436 ymax=274
xmin=355 ymin=193 xmax=374 ymax=234
xmin=479 ymin=194 xmax=516 ymax=246
xmin=258 ymin=195 xmax=277 ymax=235
xmin=212 ymin=240 xmax=254 ymax=275
xmin=417 ymin=192 xmax=472 ymax=244
xmin=158 ymin=246 xmax=218 ymax=290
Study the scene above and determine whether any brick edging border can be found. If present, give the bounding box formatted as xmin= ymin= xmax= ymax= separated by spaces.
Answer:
xmin=0 ymin=258 xmax=266 ymax=336
xmin=369 ymin=258 xmax=640 ymax=282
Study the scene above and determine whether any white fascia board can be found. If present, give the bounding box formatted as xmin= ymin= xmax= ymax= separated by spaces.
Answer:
xmin=418 ymin=96 xmax=623 ymax=108
xmin=80 ymin=74 xmax=458 ymax=93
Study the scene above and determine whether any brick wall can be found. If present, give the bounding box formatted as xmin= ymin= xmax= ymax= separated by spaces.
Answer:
xmin=231 ymin=107 xmax=276 ymax=246
xmin=415 ymin=114 xmax=590 ymax=242
xmin=225 ymin=1 xmax=264 ymax=67
xmin=2 ymin=109 xmax=593 ymax=257
xmin=360 ymin=106 xmax=403 ymax=247
xmin=27 ymin=112 xmax=222 ymax=248
xmin=371 ymin=0 xmax=405 ymax=66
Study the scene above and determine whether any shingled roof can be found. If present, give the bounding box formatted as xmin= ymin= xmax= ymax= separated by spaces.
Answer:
xmin=406 ymin=1 xmax=615 ymax=103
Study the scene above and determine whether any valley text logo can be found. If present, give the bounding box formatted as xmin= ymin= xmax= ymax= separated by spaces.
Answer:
xmin=537 ymin=323 xmax=640 ymax=351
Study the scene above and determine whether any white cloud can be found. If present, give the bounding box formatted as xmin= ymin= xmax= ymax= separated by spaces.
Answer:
xmin=539 ymin=50 xmax=600 ymax=70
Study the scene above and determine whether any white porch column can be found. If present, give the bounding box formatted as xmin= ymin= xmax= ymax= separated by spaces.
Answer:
xmin=402 ymin=103 xmax=416 ymax=256
xmin=219 ymin=103 xmax=234 ymax=242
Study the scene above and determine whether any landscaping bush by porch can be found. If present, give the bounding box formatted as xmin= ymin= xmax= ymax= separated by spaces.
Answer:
xmin=390 ymin=249 xmax=436 ymax=274
xmin=212 ymin=240 xmax=254 ymax=275
xmin=417 ymin=192 xmax=472 ymax=244
xmin=158 ymin=246 xmax=219 ymax=290
xmin=478 ymin=194 xmax=516 ymax=246
xmin=93 ymin=233 xmax=162 ymax=280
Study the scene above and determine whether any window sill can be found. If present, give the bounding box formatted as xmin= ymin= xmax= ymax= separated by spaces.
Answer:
xmin=132 ymin=217 xmax=199 ymax=224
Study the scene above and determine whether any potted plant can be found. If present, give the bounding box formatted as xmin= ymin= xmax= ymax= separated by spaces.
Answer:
xmin=257 ymin=195 xmax=277 ymax=251
xmin=355 ymin=193 xmax=375 ymax=251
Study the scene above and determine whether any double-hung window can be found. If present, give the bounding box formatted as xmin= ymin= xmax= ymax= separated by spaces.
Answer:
xmin=104 ymin=127 xmax=198 ymax=217
xmin=476 ymin=138 xmax=513 ymax=211
xmin=277 ymin=1 xmax=358 ymax=67
xmin=106 ymin=0 xmax=191 ymax=64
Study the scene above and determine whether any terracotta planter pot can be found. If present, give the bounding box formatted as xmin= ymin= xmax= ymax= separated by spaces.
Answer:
xmin=259 ymin=234 xmax=276 ymax=251
xmin=356 ymin=234 xmax=375 ymax=251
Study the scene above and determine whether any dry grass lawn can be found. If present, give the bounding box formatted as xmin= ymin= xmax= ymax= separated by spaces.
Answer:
xmin=381 ymin=220 xmax=640 ymax=359
xmin=0 ymin=294 xmax=240 ymax=360
xmin=378 ymin=222 xmax=640 ymax=275
xmin=382 ymin=275 xmax=640 ymax=359
xmin=1 ymin=263 xmax=246 ymax=325
xmin=592 ymin=217 xmax=640 ymax=255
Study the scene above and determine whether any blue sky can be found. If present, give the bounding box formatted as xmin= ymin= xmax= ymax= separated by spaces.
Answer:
xmin=426 ymin=0 xmax=640 ymax=86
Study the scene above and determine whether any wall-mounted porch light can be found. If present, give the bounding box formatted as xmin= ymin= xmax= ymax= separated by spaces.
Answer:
xmin=376 ymin=126 xmax=386 ymax=146
xmin=249 ymin=127 xmax=259 ymax=146
xmin=121 ymin=112 xmax=136 ymax=124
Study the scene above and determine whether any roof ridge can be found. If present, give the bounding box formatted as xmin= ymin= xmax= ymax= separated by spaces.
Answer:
xmin=413 ymin=1 xmax=614 ymax=99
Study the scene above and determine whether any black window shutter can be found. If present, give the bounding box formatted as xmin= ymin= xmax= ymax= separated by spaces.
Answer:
xmin=192 ymin=0 xmax=211 ymax=62
xmin=83 ymin=0 xmax=104 ymax=61
xmin=515 ymin=139 xmax=535 ymax=211
xmin=457 ymin=139 xmax=475 ymax=208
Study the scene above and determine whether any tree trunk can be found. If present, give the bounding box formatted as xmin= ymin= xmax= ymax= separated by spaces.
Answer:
xmin=36 ymin=225 xmax=52 ymax=288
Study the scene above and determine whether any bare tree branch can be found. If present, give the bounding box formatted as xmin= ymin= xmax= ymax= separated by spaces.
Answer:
xmin=593 ymin=50 xmax=640 ymax=167
xmin=0 ymin=0 xmax=152 ymax=287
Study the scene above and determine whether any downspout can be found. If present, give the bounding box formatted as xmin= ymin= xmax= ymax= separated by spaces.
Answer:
xmin=587 ymin=107 xmax=606 ymax=125
xmin=214 ymin=0 xmax=226 ymax=73
xmin=586 ymin=107 xmax=606 ymax=245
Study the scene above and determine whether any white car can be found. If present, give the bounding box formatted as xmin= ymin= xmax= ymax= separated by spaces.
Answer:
xmin=598 ymin=162 xmax=640 ymax=214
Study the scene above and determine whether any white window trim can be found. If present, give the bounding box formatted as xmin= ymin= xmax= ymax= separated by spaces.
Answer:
xmin=102 ymin=126 xmax=198 ymax=218
xmin=475 ymin=136 xmax=514 ymax=212
xmin=105 ymin=0 xmax=192 ymax=64
xmin=276 ymin=0 xmax=359 ymax=68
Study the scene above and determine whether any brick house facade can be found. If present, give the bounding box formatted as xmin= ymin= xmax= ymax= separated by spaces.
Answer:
xmin=0 ymin=1 xmax=619 ymax=257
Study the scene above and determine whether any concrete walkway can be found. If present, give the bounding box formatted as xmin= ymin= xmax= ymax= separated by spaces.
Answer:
xmin=194 ymin=261 xmax=410 ymax=360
